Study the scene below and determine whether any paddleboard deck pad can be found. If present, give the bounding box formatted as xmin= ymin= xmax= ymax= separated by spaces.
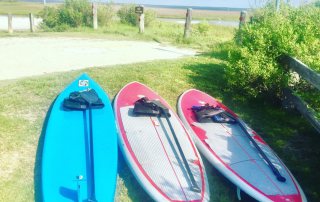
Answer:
xmin=178 ymin=89 xmax=307 ymax=202
xmin=114 ymin=82 xmax=209 ymax=202
xmin=41 ymin=73 xmax=117 ymax=202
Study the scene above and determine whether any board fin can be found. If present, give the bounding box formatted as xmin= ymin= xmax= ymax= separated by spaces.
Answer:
xmin=237 ymin=187 xmax=242 ymax=201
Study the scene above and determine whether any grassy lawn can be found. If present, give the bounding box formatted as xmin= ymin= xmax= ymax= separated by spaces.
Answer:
xmin=0 ymin=49 xmax=319 ymax=201
xmin=0 ymin=3 xmax=319 ymax=201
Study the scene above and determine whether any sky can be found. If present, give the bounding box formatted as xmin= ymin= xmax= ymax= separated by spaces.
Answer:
xmin=113 ymin=0 xmax=313 ymax=8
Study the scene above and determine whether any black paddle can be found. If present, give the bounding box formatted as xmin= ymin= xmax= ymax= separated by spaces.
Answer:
xmin=80 ymin=89 xmax=100 ymax=202
xmin=63 ymin=89 xmax=103 ymax=201
xmin=159 ymin=107 xmax=201 ymax=192
xmin=221 ymin=111 xmax=286 ymax=182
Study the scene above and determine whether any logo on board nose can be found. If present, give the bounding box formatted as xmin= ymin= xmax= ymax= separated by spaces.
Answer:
xmin=79 ymin=80 xmax=89 ymax=87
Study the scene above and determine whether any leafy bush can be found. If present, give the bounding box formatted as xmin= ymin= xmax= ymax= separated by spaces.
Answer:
xmin=117 ymin=4 xmax=136 ymax=26
xmin=117 ymin=4 xmax=157 ymax=27
xmin=98 ymin=2 xmax=116 ymax=27
xmin=40 ymin=0 xmax=92 ymax=31
xmin=144 ymin=10 xmax=157 ymax=27
xmin=227 ymin=4 xmax=320 ymax=98
xmin=196 ymin=21 xmax=210 ymax=35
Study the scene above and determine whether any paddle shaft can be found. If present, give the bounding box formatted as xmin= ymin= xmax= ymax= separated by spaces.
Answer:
xmin=88 ymin=105 xmax=97 ymax=201
xmin=160 ymin=108 xmax=201 ymax=192
xmin=236 ymin=118 xmax=286 ymax=182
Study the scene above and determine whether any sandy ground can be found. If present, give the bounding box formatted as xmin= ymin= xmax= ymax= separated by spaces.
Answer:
xmin=0 ymin=37 xmax=195 ymax=80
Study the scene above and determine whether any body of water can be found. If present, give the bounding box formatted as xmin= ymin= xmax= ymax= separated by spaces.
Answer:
xmin=0 ymin=15 xmax=42 ymax=30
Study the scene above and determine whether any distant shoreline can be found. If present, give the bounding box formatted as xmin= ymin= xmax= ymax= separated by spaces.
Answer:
xmin=20 ymin=0 xmax=249 ymax=11
xmin=136 ymin=4 xmax=248 ymax=12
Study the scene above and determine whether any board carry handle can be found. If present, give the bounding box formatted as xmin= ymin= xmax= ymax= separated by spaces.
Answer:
xmin=233 ymin=116 xmax=286 ymax=182
xmin=160 ymin=108 xmax=201 ymax=192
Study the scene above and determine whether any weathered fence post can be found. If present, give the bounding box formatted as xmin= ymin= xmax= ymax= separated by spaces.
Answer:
xmin=8 ymin=13 xmax=13 ymax=34
xmin=237 ymin=11 xmax=247 ymax=44
xmin=92 ymin=3 xmax=98 ymax=30
xmin=184 ymin=8 xmax=192 ymax=38
xmin=29 ymin=13 xmax=34 ymax=32
xmin=239 ymin=11 xmax=247 ymax=29
xmin=276 ymin=0 xmax=280 ymax=12
xmin=139 ymin=13 xmax=144 ymax=33
xmin=135 ymin=5 xmax=144 ymax=33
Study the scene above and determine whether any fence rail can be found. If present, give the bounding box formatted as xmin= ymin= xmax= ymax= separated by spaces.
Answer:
xmin=280 ymin=55 xmax=320 ymax=90
xmin=280 ymin=55 xmax=320 ymax=133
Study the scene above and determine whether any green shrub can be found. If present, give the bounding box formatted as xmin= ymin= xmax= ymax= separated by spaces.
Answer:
xmin=98 ymin=2 xmax=116 ymax=27
xmin=144 ymin=10 xmax=157 ymax=27
xmin=196 ymin=21 xmax=210 ymax=35
xmin=117 ymin=4 xmax=137 ymax=26
xmin=117 ymin=5 xmax=157 ymax=27
xmin=40 ymin=7 xmax=59 ymax=29
xmin=40 ymin=0 xmax=92 ymax=30
xmin=227 ymin=4 xmax=320 ymax=98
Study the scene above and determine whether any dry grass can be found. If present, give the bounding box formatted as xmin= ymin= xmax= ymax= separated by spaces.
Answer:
xmin=146 ymin=7 xmax=241 ymax=21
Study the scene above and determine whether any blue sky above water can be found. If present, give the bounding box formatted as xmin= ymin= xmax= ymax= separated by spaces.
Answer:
xmin=112 ymin=0 xmax=313 ymax=8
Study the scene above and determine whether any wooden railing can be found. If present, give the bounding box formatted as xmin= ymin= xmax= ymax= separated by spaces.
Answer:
xmin=279 ymin=55 xmax=320 ymax=133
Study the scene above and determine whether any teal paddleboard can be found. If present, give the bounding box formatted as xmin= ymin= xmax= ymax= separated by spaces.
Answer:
xmin=41 ymin=73 xmax=117 ymax=202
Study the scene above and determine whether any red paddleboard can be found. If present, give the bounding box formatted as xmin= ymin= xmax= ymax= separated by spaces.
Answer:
xmin=177 ymin=89 xmax=307 ymax=202
xmin=114 ymin=82 xmax=209 ymax=202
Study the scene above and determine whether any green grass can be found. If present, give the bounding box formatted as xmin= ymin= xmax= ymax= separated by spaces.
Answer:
xmin=0 ymin=6 xmax=319 ymax=201
xmin=154 ymin=9 xmax=241 ymax=21
xmin=0 ymin=49 xmax=319 ymax=201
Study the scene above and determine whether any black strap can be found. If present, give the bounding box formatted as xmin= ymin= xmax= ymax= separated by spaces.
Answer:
xmin=133 ymin=97 xmax=170 ymax=117
xmin=192 ymin=104 xmax=236 ymax=124
xmin=63 ymin=89 xmax=104 ymax=111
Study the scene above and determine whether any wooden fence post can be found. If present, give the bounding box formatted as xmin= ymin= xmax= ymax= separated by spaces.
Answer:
xmin=237 ymin=11 xmax=247 ymax=44
xmin=92 ymin=3 xmax=98 ymax=30
xmin=239 ymin=11 xmax=247 ymax=29
xmin=138 ymin=5 xmax=145 ymax=34
xmin=29 ymin=13 xmax=34 ymax=32
xmin=8 ymin=13 xmax=13 ymax=34
xmin=184 ymin=8 xmax=192 ymax=38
